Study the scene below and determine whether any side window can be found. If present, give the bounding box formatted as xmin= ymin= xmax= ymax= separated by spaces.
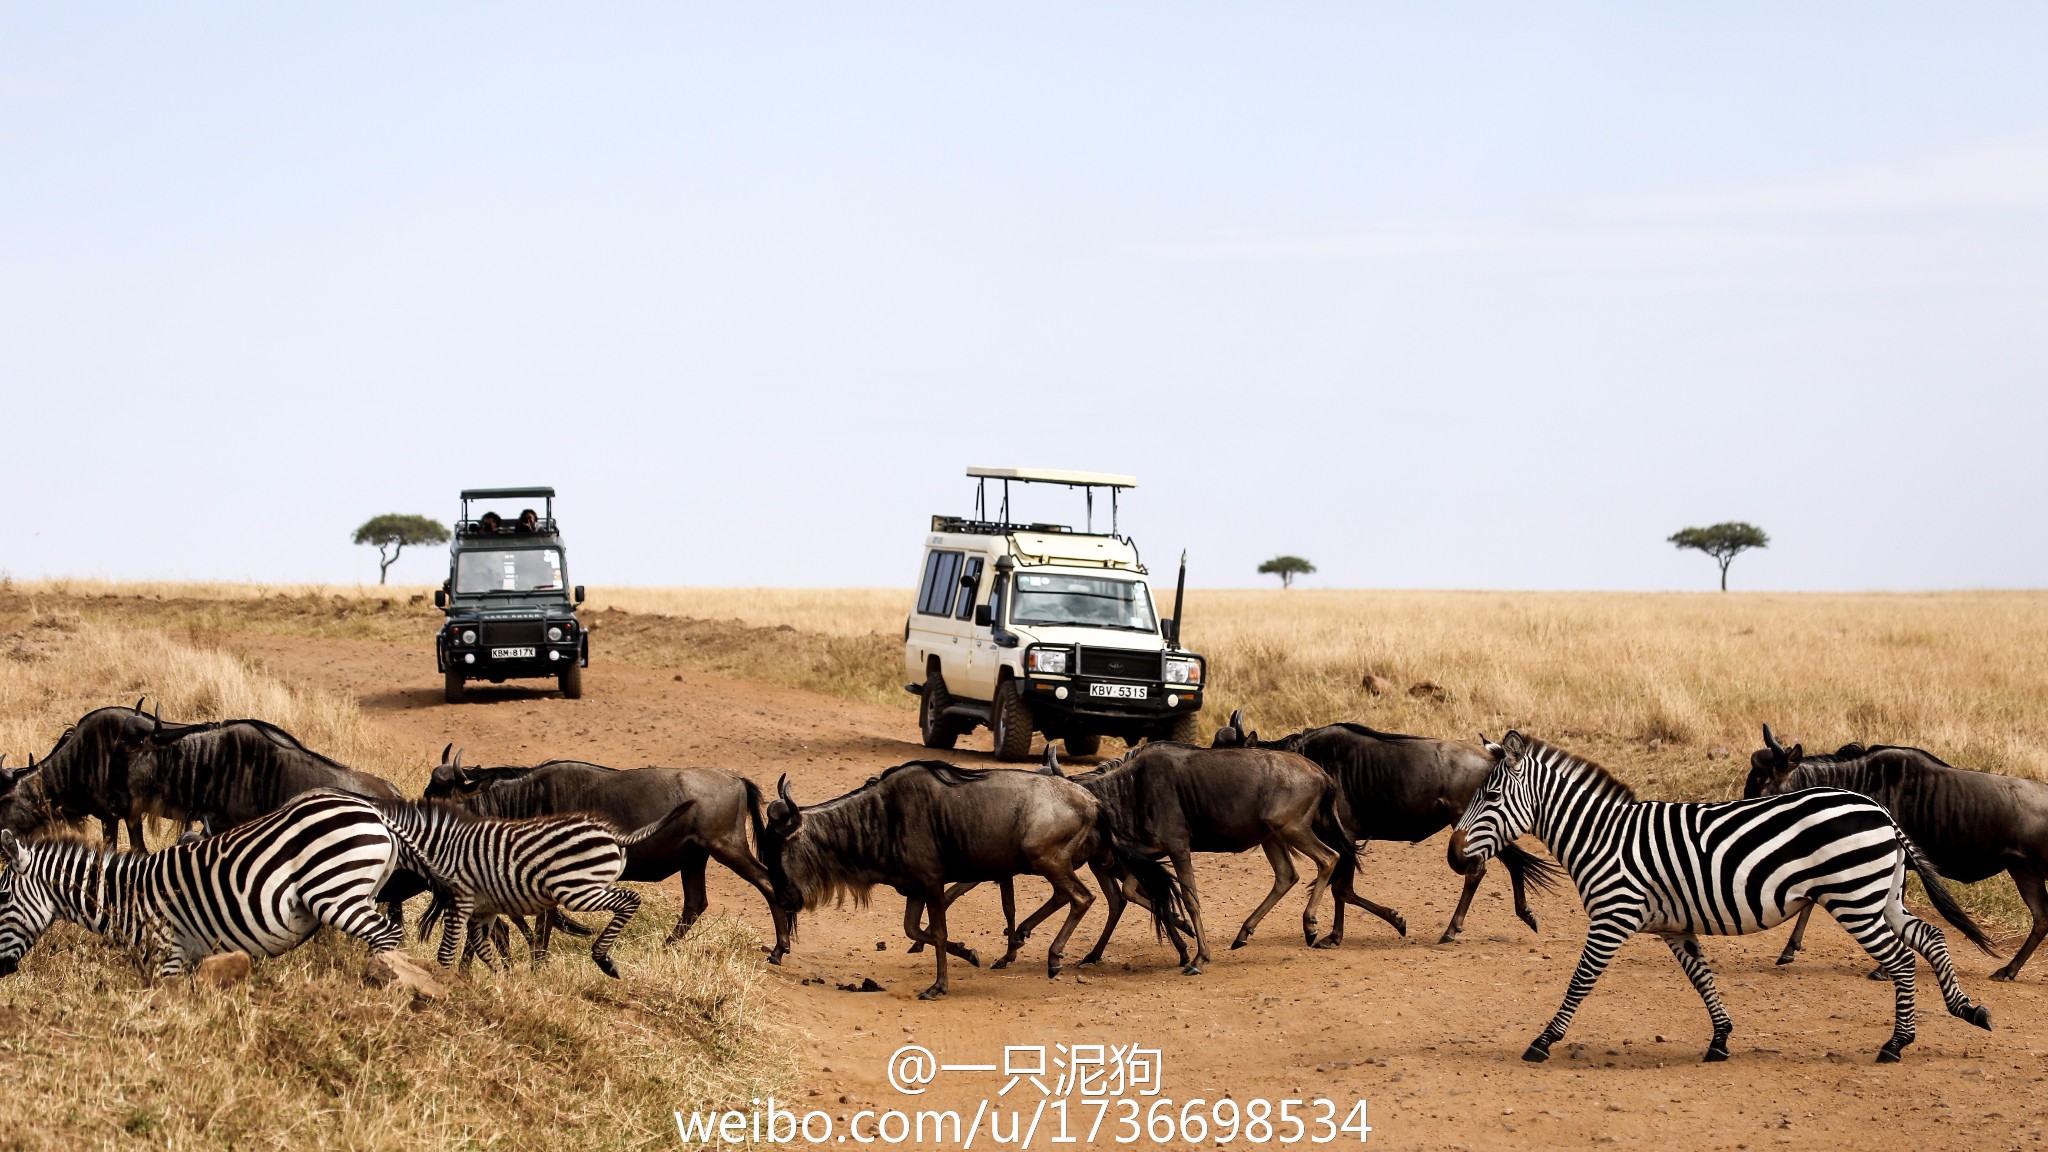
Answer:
xmin=953 ymin=557 xmax=985 ymax=621
xmin=917 ymin=550 xmax=965 ymax=616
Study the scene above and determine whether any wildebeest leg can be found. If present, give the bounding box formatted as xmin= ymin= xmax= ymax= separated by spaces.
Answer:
xmin=706 ymin=840 xmax=792 ymax=963
xmin=902 ymin=896 xmax=981 ymax=967
xmin=556 ymin=884 xmax=642 ymax=979
xmin=1659 ymin=932 xmax=1734 ymax=1061
xmin=1775 ymin=903 xmax=1814 ymax=966
xmin=669 ymin=845 xmax=711 ymax=944
xmin=1232 ymin=840 xmax=1301 ymax=950
xmin=1034 ymin=862 xmax=1094 ymax=979
xmin=920 ymin=893 xmax=954 ymax=1000
xmin=1286 ymin=823 xmax=1341 ymax=948
xmin=100 ymin=817 xmax=122 ymax=848
xmin=1506 ymin=855 xmax=1540 ymax=932
xmin=1993 ymin=869 xmax=2048 ymax=981
xmin=1170 ymin=849 xmax=1210 ymax=972
xmin=1079 ymin=862 xmax=1128 ymax=965
xmin=126 ymin=816 xmax=148 ymax=852
xmin=1441 ymin=863 xmax=1486 ymax=943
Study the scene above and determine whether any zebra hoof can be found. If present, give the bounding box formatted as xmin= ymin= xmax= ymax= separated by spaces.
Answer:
xmin=1703 ymin=1045 xmax=1729 ymax=1063
xmin=1876 ymin=1035 xmax=1911 ymax=1063
xmin=595 ymin=955 xmax=621 ymax=980
xmin=1967 ymin=1004 xmax=1993 ymax=1031
xmin=1522 ymin=1042 xmax=1552 ymax=1063
xmin=1867 ymin=967 xmax=1889 ymax=981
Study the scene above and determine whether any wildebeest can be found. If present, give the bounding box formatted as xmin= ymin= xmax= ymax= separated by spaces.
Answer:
xmin=759 ymin=761 xmax=1187 ymax=999
xmin=1747 ymin=723 xmax=2048 ymax=980
xmin=422 ymin=750 xmax=793 ymax=963
xmin=0 ymin=702 xmax=159 ymax=846
xmin=1068 ymin=739 xmax=1344 ymax=974
xmin=131 ymin=713 xmax=407 ymax=833
xmin=1212 ymin=711 xmax=1562 ymax=944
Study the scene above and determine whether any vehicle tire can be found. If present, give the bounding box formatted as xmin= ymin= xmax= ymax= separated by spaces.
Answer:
xmin=991 ymin=679 xmax=1036 ymax=762
xmin=919 ymin=672 xmax=960 ymax=750
xmin=1160 ymin=711 xmax=1201 ymax=745
xmin=559 ymin=660 xmax=584 ymax=700
xmin=444 ymin=668 xmax=467 ymax=705
xmin=1063 ymin=733 xmax=1102 ymax=757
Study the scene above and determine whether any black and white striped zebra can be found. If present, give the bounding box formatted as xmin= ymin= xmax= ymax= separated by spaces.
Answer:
xmin=0 ymin=789 xmax=403 ymax=978
xmin=1450 ymin=732 xmax=1996 ymax=1064
xmin=374 ymin=800 xmax=683 ymax=977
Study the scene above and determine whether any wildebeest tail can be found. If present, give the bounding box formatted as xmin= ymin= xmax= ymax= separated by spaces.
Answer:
xmin=1899 ymin=828 xmax=1999 ymax=956
xmin=1095 ymin=809 xmax=1190 ymax=947
xmin=742 ymin=776 xmax=768 ymax=855
xmin=1497 ymin=842 xmax=1564 ymax=893
xmin=1314 ymin=780 xmax=1365 ymax=892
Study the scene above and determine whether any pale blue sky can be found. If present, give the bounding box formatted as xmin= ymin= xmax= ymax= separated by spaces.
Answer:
xmin=5 ymin=5 xmax=2044 ymax=589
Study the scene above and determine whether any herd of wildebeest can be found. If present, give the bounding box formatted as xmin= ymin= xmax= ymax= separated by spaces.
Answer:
xmin=0 ymin=699 xmax=2043 ymax=1064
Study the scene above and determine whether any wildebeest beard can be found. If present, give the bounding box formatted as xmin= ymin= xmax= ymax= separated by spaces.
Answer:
xmin=6 ymin=704 xmax=160 ymax=842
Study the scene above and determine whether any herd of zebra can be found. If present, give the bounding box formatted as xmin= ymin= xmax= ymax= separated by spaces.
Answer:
xmin=2 ymin=700 xmax=2044 ymax=1066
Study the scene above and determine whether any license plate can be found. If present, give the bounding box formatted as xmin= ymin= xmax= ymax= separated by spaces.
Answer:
xmin=491 ymin=646 xmax=536 ymax=659
xmin=1088 ymin=683 xmax=1148 ymax=700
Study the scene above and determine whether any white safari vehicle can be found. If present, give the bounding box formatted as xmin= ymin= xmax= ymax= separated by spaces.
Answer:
xmin=905 ymin=467 xmax=1206 ymax=760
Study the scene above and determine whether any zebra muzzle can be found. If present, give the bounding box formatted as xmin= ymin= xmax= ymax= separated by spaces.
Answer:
xmin=1447 ymin=828 xmax=1481 ymax=874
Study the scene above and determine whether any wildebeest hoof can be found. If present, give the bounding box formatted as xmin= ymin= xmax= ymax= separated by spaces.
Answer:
xmin=1077 ymin=953 xmax=1103 ymax=966
xmin=1392 ymin=915 xmax=1409 ymax=937
xmin=1991 ymin=968 xmax=2019 ymax=982
xmin=991 ymin=957 xmax=1012 ymax=970
xmin=960 ymin=948 xmax=981 ymax=968
xmin=1181 ymin=963 xmax=1203 ymax=976
xmin=918 ymin=986 xmax=946 ymax=1001
xmin=1438 ymin=929 xmax=1460 ymax=945
xmin=1966 ymin=1004 xmax=1993 ymax=1030
xmin=1230 ymin=936 xmax=1250 ymax=950
xmin=766 ymin=951 xmax=786 ymax=966
xmin=1515 ymin=910 xmax=1538 ymax=932
xmin=1774 ymin=952 xmax=1797 ymax=966
xmin=1312 ymin=934 xmax=1341 ymax=950
xmin=595 ymin=955 xmax=621 ymax=979
xmin=907 ymin=941 xmax=926 ymax=954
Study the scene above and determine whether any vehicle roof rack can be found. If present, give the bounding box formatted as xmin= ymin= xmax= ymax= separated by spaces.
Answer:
xmin=932 ymin=516 xmax=1072 ymax=537
xmin=965 ymin=466 xmax=1137 ymax=536
xmin=461 ymin=486 xmax=556 ymax=500
xmin=457 ymin=487 xmax=559 ymax=538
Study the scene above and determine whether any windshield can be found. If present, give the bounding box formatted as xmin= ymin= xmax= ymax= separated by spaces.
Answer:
xmin=455 ymin=548 xmax=566 ymax=594
xmin=1010 ymin=573 xmax=1158 ymax=632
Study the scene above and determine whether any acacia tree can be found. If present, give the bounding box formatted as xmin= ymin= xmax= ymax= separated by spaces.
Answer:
xmin=353 ymin=514 xmax=450 ymax=585
xmin=1257 ymin=555 xmax=1316 ymax=589
xmin=1669 ymin=522 xmax=1769 ymax=591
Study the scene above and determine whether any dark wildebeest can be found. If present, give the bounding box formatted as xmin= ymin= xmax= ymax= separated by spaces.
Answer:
xmin=759 ymin=761 xmax=1187 ymax=999
xmin=1211 ymin=711 xmax=1563 ymax=944
xmin=1068 ymin=739 xmax=1345 ymax=974
xmin=1747 ymin=723 xmax=2048 ymax=980
xmin=422 ymin=750 xmax=793 ymax=963
xmin=0 ymin=702 xmax=159 ymax=847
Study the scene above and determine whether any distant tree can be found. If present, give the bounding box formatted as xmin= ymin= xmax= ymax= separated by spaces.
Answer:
xmin=1668 ymin=522 xmax=1769 ymax=591
xmin=353 ymin=514 xmax=450 ymax=585
xmin=1257 ymin=555 xmax=1316 ymax=589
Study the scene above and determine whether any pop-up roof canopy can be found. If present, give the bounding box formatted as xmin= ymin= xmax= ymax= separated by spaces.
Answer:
xmin=966 ymin=466 xmax=1136 ymax=489
xmin=962 ymin=466 xmax=1137 ymax=536
xmin=457 ymin=487 xmax=558 ymax=536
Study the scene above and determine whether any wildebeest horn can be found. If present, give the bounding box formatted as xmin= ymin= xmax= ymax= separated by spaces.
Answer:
xmin=1043 ymin=744 xmax=1063 ymax=776
xmin=1762 ymin=723 xmax=1783 ymax=754
xmin=777 ymin=774 xmax=795 ymax=807
xmin=134 ymin=696 xmax=145 ymax=712
xmin=440 ymin=742 xmax=453 ymax=764
xmin=1229 ymin=708 xmax=1245 ymax=731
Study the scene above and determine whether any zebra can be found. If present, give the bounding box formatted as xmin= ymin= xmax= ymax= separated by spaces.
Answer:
xmin=373 ymin=800 xmax=689 ymax=978
xmin=1450 ymin=731 xmax=1996 ymax=1064
xmin=0 ymin=789 xmax=404 ymax=979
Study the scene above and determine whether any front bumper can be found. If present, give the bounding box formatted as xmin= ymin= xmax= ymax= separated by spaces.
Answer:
xmin=438 ymin=632 xmax=588 ymax=677
xmin=1020 ymin=675 xmax=1202 ymax=725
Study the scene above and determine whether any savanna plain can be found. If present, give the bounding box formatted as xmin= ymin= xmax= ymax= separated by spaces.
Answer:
xmin=1 ymin=581 xmax=2045 ymax=1150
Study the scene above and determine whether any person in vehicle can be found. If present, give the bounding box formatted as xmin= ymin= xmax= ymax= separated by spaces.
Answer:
xmin=517 ymin=508 xmax=539 ymax=533
xmin=478 ymin=511 xmax=503 ymax=533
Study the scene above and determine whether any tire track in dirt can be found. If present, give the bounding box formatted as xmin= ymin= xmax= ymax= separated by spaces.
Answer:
xmin=232 ymin=634 xmax=2048 ymax=1151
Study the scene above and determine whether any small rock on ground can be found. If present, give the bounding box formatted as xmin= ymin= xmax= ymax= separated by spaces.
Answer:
xmin=366 ymin=951 xmax=447 ymax=1002
xmin=194 ymin=950 xmax=252 ymax=987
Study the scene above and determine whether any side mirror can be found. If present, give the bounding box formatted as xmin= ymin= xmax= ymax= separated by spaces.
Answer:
xmin=573 ymin=585 xmax=586 ymax=604
xmin=433 ymin=589 xmax=447 ymax=609
xmin=974 ymin=605 xmax=993 ymax=627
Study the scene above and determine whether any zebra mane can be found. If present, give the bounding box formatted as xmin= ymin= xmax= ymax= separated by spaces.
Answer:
xmin=1526 ymin=738 xmax=1638 ymax=803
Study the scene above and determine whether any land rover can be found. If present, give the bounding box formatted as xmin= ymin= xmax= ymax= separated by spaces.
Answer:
xmin=434 ymin=486 xmax=589 ymax=703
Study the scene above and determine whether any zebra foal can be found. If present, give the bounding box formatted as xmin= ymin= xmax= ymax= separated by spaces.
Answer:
xmin=375 ymin=800 xmax=685 ymax=978
xmin=1451 ymin=732 xmax=1995 ymax=1064
xmin=0 ymin=789 xmax=403 ymax=978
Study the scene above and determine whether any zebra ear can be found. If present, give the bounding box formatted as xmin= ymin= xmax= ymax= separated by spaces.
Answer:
xmin=1500 ymin=731 xmax=1530 ymax=763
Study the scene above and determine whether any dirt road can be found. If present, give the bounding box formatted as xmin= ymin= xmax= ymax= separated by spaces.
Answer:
xmin=233 ymin=634 xmax=2048 ymax=1151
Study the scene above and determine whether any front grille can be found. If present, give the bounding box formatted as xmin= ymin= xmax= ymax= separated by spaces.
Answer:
xmin=482 ymin=621 xmax=545 ymax=648
xmin=1078 ymin=648 xmax=1162 ymax=682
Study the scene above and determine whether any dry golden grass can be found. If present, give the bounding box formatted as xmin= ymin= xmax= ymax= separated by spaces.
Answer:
xmin=0 ymin=616 xmax=792 ymax=1150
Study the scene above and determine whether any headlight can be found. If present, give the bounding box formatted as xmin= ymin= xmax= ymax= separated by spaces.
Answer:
xmin=1164 ymin=656 xmax=1203 ymax=686
xmin=547 ymin=625 xmax=563 ymax=642
xmin=459 ymin=629 xmax=477 ymax=645
xmin=1026 ymin=647 xmax=1071 ymax=675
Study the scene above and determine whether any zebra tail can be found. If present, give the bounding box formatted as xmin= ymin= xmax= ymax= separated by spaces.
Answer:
xmin=1498 ymin=842 xmax=1565 ymax=894
xmin=619 ymin=798 xmax=703 ymax=848
xmin=1900 ymin=830 xmax=2000 ymax=957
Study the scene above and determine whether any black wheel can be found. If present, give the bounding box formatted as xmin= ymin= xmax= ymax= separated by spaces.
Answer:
xmin=1160 ymin=711 xmax=1201 ymax=744
xmin=991 ymin=679 xmax=1036 ymax=762
xmin=559 ymin=660 xmax=584 ymax=699
xmin=444 ymin=668 xmax=467 ymax=704
xmin=1063 ymin=733 xmax=1102 ymax=757
xmin=919 ymin=671 xmax=960 ymax=750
